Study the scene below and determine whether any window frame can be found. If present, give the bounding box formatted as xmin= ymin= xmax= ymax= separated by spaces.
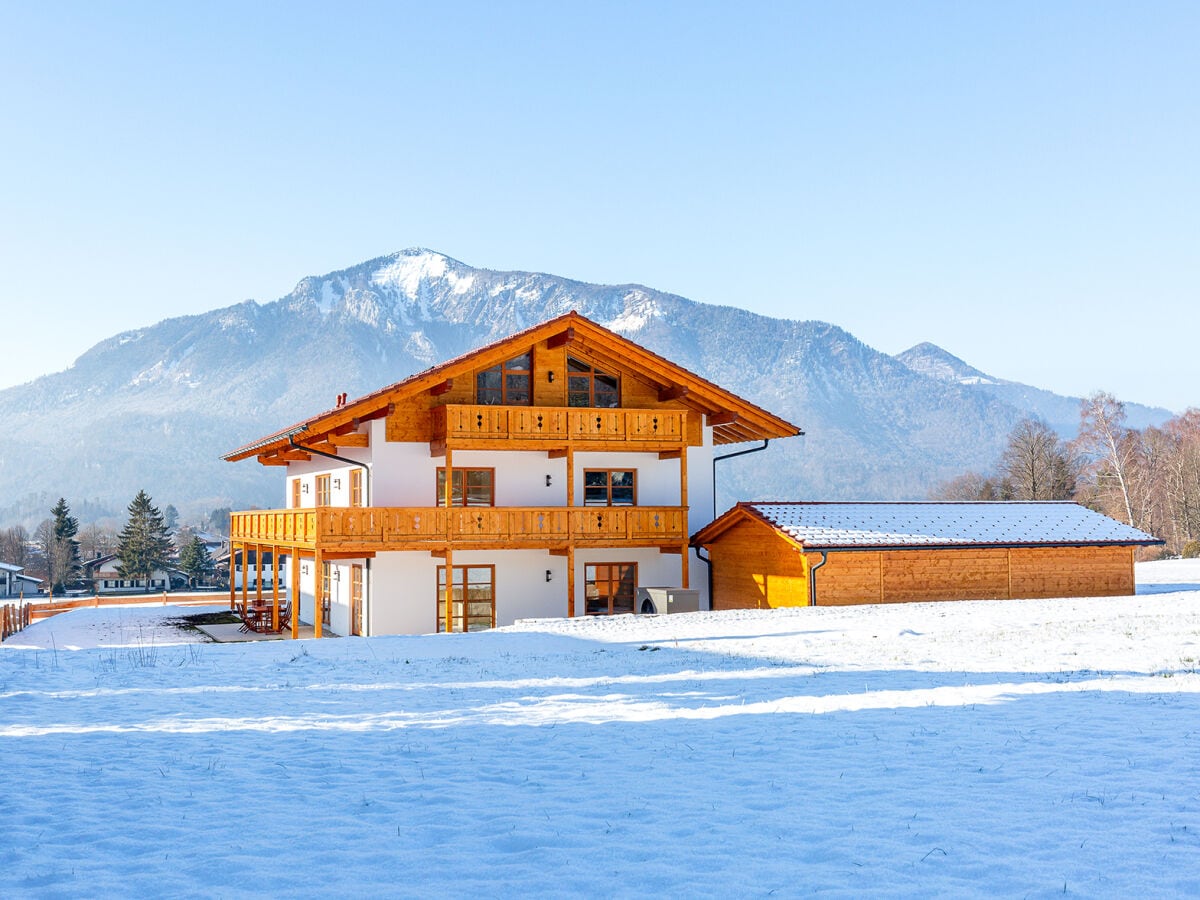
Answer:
xmin=321 ymin=562 xmax=332 ymax=626
xmin=584 ymin=562 xmax=638 ymax=616
xmin=566 ymin=356 xmax=620 ymax=409
xmin=350 ymin=564 xmax=364 ymax=636
xmin=350 ymin=468 xmax=363 ymax=508
xmin=436 ymin=564 xmax=496 ymax=633
xmin=315 ymin=474 xmax=331 ymax=506
xmin=291 ymin=478 xmax=302 ymax=509
xmin=436 ymin=467 xmax=496 ymax=507
xmin=476 ymin=352 xmax=533 ymax=406
xmin=582 ymin=469 xmax=637 ymax=506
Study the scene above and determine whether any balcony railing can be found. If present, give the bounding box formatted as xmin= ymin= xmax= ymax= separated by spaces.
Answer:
xmin=230 ymin=505 xmax=687 ymax=551
xmin=432 ymin=405 xmax=687 ymax=448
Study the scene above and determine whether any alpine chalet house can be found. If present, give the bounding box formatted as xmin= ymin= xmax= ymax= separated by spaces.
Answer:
xmin=224 ymin=312 xmax=801 ymax=637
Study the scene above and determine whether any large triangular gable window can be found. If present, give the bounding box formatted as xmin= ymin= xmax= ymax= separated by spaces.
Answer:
xmin=567 ymin=356 xmax=619 ymax=408
xmin=476 ymin=353 xmax=532 ymax=405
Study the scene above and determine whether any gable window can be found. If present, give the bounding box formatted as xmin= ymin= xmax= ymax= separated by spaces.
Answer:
xmin=567 ymin=357 xmax=619 ymax=408
xmin=583 ymin=469 xmax=636 ymax=506
xmin=437 ymin=468 xmax=495 ymax=507
xmin=476 ymin=353 xmax=532 ymax=406
xmin=350 ymin=469 xmax=364 ymax=507
xmin=315 ymin=474 xmax=331 ymax=506
xmin=584 ymin=563 xmax=637 ymax=616
xmin=436 ymin=565 xmax=496 ymax=632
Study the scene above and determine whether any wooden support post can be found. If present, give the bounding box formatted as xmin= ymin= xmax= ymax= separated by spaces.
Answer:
xmin=228 ymin=547 xmax=236 ymax=610
xmin=254 ymin=543 xmax=264 ymax=607
xmin=678 ymin=449 xmax=690 ymax=590
xmin=239 ymin=542 xmax=248 ymax=614
xmin=444 ymin=548 xmax=454 ymax=634
xmin=443 ymin=449 xmax=453 ymax=511
xmin=566 ymin=447 xmax=575 ymax=507
xmin=567 ymin=546 xmax=576 ymax=618
xmin=679 ymin=447 xmax=688 ymax=514
xmin=271 ymin=544 xmax=280 ymax=632
xmin=290 ymin=551 xmax=301 ymax=640
xmin=314 ymin=549 xmax=323 ymax=639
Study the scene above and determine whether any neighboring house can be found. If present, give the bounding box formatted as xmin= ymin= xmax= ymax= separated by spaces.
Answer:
xmin=691 ymin=501 xmax=1163 ymax=608
xmin=82 ymin=554 xmax=186 ymax=594
xmin=0 ymin=562 xmax=41 ymax=599
xmin=224 ymin=311 xmax=801 ymax=637
xmin=213 ymin=547 xmax=278 ymax=589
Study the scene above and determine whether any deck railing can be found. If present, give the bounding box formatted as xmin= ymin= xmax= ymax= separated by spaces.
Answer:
xmin=230 ymin=505 xmax=687 ymax=550
xmin=433 ymin=405 xmax=687 ymax=445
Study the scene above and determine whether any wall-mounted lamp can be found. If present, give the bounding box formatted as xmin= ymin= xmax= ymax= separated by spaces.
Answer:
xmin=333 ymin=568 xmax=341 ymax=582
xmin=333 ymin=477 xmax=342 ymax=489
xmin=545 ymin=474 xmax=553 ymax=487
xmin=302 ymin=483 xmax=310 ymax=494
xmin=301 ymin=563 xmax=310 ymax=575
xmin=545 ymin=569 xmax=553 ymax=583
xmin=547 ymin=371 xmax=555 ymax=383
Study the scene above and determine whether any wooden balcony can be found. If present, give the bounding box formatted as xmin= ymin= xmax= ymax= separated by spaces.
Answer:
xmin=430 ymin=405 xmax=692 ymax=454
xmin=230 ymin=505 xmax=688 ymax=553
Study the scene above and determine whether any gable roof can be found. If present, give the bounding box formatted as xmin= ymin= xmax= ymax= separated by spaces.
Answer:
xmin=224 ymin=311 xmax=802 ymax=461
xmin=692 ymin=501 xmax=1163 ymax=551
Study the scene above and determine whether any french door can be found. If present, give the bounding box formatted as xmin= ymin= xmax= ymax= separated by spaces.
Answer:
xmin=584 ymin=563 xmax=637 ymax=616
xmin=436 ymin=565 xmax=496 ymax=632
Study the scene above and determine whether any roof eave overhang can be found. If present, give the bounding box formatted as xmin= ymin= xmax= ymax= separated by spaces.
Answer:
xmin=226 ymin=311 xmax=803 ymax=463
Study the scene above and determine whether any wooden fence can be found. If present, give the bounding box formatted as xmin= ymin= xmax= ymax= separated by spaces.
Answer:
xmin=2 ymin=602 xmax=32 ymax=641
xmin=25 ymin=591 xmax=231 ymax=622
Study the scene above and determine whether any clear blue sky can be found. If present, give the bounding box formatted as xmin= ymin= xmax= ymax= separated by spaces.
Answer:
xmin=2 ymin=1 xmax=1196 ymax=411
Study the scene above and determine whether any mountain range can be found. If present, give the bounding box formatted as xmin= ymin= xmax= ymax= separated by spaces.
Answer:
xmin=0 ymin=249 xmax=1174 ymax=528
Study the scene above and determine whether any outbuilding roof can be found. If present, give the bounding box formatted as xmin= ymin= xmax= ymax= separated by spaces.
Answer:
xmin=692 ymin=501 xmax=1163 ymax=550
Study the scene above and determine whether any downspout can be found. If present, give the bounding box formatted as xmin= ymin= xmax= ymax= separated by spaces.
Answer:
xmin=694 ymin=545 xmax=714 ymax=612
xmin=289 ymin=435 xmax=371 ymax=505
xmin=807 ymin=551 xmax=828 ymax=607
xmin=712 ymin=439 xmax=769 ymax=520
xmin=289 ymin=433 xmax=373 ymax=634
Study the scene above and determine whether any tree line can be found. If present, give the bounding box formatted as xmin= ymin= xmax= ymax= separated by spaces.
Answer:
xmin=0 ymin=491 xmax=224 ymax=594
xmin=933 ymin=391 xmax=1200 ymax=557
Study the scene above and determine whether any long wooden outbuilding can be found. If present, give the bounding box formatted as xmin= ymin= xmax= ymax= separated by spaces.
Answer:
xmin=692 ymin=501 xmax=1163 ymax=608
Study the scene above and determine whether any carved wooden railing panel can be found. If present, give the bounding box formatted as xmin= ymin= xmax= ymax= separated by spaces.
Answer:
xmin=432 ymin=405 xmax=686 ymax=447
xmin=230 ymin=505 xmax=685 ymax=549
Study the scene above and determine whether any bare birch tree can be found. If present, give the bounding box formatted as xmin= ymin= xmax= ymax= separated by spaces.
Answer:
xmin=1074 ymin=392 xmax=1139 ymax=525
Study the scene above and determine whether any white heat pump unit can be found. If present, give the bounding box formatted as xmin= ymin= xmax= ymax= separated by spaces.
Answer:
xmin=636 ymin=587 xmax=700 ymax=615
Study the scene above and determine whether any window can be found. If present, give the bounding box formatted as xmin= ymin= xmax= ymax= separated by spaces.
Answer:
xmin=315 ymin=474 xmax=331 ymax=506
xmin=291 ymin=478 xmax=302 ymax=509
xmin=321 ymin=562 xmax=332 ymax=626
xmin=583 ymin=469 xmax=636 ymax=506
xmin=436 ymin=468 xmax=495 ymax=507
xmin=436 ymin=565 xmax=495 ymax=633
xmin=567 ymin=356 xmax=619 ymax=408
xmin=476 ymin=353 xmax=532 ymax=405
xmin=350 ymin=469 xmax=363 ymax=508
xmin=585 ymin=563 xmax=637 ymax=616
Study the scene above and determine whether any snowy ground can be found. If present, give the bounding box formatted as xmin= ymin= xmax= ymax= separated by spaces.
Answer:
xmin=2 ymin=560 xmax=1200 ymax=896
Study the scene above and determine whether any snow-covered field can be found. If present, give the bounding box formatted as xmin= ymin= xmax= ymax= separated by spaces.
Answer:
xmin=3 ymin=560 xmax=1200 ymax=897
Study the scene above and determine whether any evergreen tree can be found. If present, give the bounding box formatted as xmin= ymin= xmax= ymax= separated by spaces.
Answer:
xmin=49 ymin=497 xmax=81 ymax=593
xmin=163 ymin=504 xmax=179 ymax=530
xmin=177 ymin=536 xmax=214 ymax=588
xmin=116 ymin=490 xmax=173 ymax=590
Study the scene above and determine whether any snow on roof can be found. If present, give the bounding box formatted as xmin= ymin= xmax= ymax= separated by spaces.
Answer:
xmin=739 ymin=502 xmax=1162 ymax=549
xmin=0 ymin=562 xmax=23 ymax=574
